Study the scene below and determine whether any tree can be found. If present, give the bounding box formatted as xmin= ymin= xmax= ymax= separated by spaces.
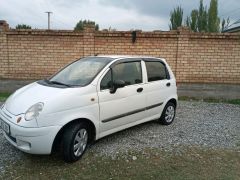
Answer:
xmin=74 ymin=20 xmax=99 ymax=31
xmin=198 ymin=0 xmax=208 ymax=32
xmin=186 ymin=9 xmax=199 ymax=32
xmin=221 ymin=17 xmax=230 ymax=32
xmin=186 ymin=16 xmax=191 ymax=27
xmin=185 ymin=0 xmax=220 ymax=32
xmin=95 ymin=24 xmax=99 ymax=31
xmin=15 ymin=24 xmax=31 ymax=29
xmin=192 ymin=10 xmax=199 ymax=32
xmin=185 ymin=1 xmax=208 ymax=32
xmin=208 ymin=0 xmax=220 ymax=32
xmin=169 ymin=6 xmax=183 ymax=30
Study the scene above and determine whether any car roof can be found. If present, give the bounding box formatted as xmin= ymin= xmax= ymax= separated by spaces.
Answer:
xmin=93 ymin=55 xmax=164 ymax=60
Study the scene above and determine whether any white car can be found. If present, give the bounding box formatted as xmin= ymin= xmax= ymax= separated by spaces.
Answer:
xmin=0 ymin=56 xmax=177 ymax=162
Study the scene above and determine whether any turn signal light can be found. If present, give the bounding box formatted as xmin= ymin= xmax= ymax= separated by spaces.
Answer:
xmin=17 ymin=117 xmax=22 ymax=123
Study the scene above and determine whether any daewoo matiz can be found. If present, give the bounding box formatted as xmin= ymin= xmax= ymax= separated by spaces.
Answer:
xmin=0 ymin=56 xmax=177 ymax=162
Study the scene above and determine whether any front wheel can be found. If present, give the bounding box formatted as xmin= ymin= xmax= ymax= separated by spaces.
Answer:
xmin=158 ymin=102 xmax=176 ymax=125
xmin=62 ymin=122 xmax=89 ymax=163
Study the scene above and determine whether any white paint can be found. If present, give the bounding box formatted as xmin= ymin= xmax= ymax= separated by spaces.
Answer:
xmin=0 ymin=55 xmax=177 ymax=154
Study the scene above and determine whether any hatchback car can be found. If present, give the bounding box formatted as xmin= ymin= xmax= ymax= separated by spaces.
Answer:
xmin=0 ymin=55 xmax=177 ymax=162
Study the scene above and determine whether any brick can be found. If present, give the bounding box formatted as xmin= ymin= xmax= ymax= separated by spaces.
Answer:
xmin=0 ymin=28 xmax=239 ymax=83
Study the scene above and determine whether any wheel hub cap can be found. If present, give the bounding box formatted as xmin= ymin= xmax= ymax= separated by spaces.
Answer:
xmin=165 ymin=106 xmax=175 ymax=123
xmin=73 ymin=129 xmax=88 ymax=157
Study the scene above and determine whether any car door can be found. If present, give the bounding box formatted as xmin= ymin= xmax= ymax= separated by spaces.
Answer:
xmin=97 ymin=59 xmax=147 ymax=133
xmin=143 ymin=59 xmax=171 ymax=118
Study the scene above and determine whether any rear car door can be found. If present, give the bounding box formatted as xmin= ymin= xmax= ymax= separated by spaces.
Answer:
xmin=98 ymin=59 xmax=147 ymax=133
xmin=143 ymin=59 xmax=172 ymax=118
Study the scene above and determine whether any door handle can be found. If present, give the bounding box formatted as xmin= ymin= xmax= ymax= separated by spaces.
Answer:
xmin=137 ymin=87 xmax=143 ymax=93
xmin=166 ymin=82 xmax=171 ymax=87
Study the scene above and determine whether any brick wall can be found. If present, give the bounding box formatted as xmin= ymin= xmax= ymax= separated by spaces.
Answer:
xmin=2 ymin=30 xmax=84 ymax=79
xmin=0 ymin=22 xmax=239 ymax=84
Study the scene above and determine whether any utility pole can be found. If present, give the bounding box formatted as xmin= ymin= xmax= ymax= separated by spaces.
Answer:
xmin=45 ymin=11 xmax=52 ymax=29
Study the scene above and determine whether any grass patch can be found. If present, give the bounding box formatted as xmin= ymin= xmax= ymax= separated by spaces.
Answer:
xmin=1 ymin=147 xmax=240 ymax=179
xmin=179 ymin=96 xmax=240 ymax=105
xmin=228 ymin=99 xmax=240 ymax=105
xmin=0 ymin=92 xmax=11 ymax=102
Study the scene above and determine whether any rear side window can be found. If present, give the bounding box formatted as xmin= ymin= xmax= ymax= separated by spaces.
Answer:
xmin=145 ymin=61 xmax=168 ymax=82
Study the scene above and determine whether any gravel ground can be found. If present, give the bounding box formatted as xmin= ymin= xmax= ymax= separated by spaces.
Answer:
xmin=90 ymin=101 xmax=240 ymax=157
xmin=0 ymin=101 xmax=240 ymax=172
xmin=0 ymin=102 xmax=24 ymax=174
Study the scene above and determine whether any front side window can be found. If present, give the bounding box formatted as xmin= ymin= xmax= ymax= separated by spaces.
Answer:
xmin=145 ymin=61 xmax=168 ymax=82
xmin=100 ymin=70 xmax=112 ymax=90
xmin=113 ymin=62 xmax=142 ymax=85
xmin=49 ymin=57 xmax=113 ymax=86
xmin=100 ymin=61 xmax=142 ymax=90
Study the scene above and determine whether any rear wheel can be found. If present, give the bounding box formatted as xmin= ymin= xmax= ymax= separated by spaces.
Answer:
xmin=62 ymin=122 xmax=89 ymax=163
xmin=159 ymin=102 xmax=176 ymax=125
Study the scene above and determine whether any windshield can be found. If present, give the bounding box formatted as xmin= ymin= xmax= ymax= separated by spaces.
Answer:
xmin=49 ymin=57 xmax=113 ymax=86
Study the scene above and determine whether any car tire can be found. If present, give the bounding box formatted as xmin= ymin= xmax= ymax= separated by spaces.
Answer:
xmin=62 ymin=122 xmax=89 ymax=163
xmin=159 ymin=102 xmax=176 ymax=125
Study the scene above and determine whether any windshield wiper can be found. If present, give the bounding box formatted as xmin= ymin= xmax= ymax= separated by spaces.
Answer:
xmin=48 ymin=80 xmax=72 ymax=87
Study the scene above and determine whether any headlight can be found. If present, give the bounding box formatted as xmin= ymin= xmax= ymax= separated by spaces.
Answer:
xmin=25 ymin=102 xmax=44 ymax=121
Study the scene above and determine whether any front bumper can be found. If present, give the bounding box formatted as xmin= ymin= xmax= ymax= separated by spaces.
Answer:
xmin=0 ymin=110 xmax=62 ymax=154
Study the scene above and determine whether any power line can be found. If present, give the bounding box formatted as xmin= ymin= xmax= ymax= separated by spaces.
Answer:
xmin=219 ymin=7 xmax=240 ymax=17
xmin=223 ymin=18 xmax=240 ymax=31
xmin=52 ymin=16 xmax=72 ymax=29
xmin=229 ymin=18 xmax=240 ymax=27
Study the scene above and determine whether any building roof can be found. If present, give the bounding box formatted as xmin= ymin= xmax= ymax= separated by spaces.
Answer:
xmin=223 ymin=26 xmax=240 ymax=33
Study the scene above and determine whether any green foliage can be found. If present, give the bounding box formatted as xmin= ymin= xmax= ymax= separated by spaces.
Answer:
xmin=208 ymin=0 xmax=220 ymax=32
xmin=169 ymin=6 xmax=183 ymax=30
xmin=221 ymin=17 xmax=230 ymax=32
xmin=74 ymin=20 xmax=99 ymax=31
xmin=198 ymin=0 xmax=208 ymax=32
xmin=0 ymin=92 xmax=11 ymax=101
xmin=179 ymin=96 xmax=240 ymax=105
xmin=95 ymin=24 xmax=99 ymax=31
xmin=189 ymin=9 xmax=199 ymax=32
xmin=185 ymin=0 xmax=220 ymax=32
xmin=15 ymin=24 xmax=31 ymax=29
xmin=186 ymin=16 xmax=191 ymax=27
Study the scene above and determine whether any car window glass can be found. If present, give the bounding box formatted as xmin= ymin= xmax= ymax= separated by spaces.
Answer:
xmin=145 ymin=61 xmax=167 ymax=82
xmin=112 ymin=61 xmax=142 ymax=85
xmin=50 ymin=57 xmax=112 ymax=86
xmin=100 ymin=70 xmax=112 ymax=90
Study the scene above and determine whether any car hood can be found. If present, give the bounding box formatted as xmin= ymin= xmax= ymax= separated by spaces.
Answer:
xmin=5 ymin=82 xmax=66 ymax=115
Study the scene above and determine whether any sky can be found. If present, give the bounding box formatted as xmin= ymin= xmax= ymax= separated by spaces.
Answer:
xmin=0 ymin=0 xmax=239 ymax=31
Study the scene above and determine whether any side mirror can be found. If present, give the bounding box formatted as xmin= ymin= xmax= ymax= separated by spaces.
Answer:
xmin=110 ymin=80 xmax=126 ymax=94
